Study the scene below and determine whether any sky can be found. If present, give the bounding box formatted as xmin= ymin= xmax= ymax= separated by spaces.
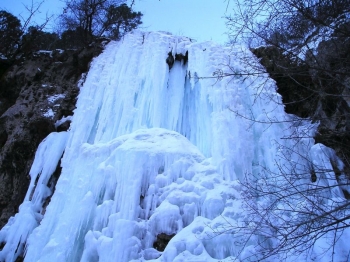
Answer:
xmin=0 ymin=0 xmax=230 ymax=44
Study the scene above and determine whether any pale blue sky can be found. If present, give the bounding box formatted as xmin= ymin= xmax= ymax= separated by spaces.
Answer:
xmin=0 ymin=0 xmax=229 ymax=44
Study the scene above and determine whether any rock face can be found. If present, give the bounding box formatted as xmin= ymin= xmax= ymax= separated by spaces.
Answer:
xmin=0 ymin=43 xmax=106 ymax=228
xmin=252 ymin=46 xmax=350 ymax=175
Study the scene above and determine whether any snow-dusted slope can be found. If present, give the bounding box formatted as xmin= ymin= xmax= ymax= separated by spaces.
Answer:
xmin=0 ymin=31 xmax=348 ymax=262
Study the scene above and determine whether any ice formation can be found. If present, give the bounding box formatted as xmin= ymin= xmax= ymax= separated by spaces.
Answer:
xmin=0 ymin=31 xmax=349 ymax=261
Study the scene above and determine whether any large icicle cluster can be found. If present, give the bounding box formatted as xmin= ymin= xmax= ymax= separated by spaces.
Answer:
xmin=0 ymin=31 xmax=349 ymax=261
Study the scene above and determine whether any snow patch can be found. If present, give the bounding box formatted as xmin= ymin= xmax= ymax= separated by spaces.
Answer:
xmin=47 ymin=94 xmax=65 ymax=103
xmin=43 ymin=108 xmax=54 ymax=118
xmin=55 ymin=115 xmax=72 ymax=129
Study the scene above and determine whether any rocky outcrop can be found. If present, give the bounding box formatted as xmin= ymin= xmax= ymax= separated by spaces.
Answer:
xmin=252 ymin=46 xmax=350 ymax=175
xmin=0 ymin=42 xmax=107 ymax=228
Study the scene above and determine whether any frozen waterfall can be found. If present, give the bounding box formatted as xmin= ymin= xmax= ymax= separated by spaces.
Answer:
xmin=0 ymin=31 xmax=349 ymax=262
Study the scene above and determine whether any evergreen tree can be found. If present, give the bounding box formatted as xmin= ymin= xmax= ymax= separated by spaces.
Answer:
xmin=103 ymin=4 xmax=142 ymax=40
xmin=0 ymin=10 xmax=22 ymax=58
xmin=21 ymin=26 xmax=60 ymax=53
xmin=60 ymin=0 xmax=142 ymax=43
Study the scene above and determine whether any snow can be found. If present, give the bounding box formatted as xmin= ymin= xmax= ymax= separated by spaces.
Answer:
xmin=47 ymin=94 xmax=65 ymax=103
xmin=55 ymin=115 xmax=72 ymax=129
xmin=0 ymin=31 xmax=349 ymax=262
xmin=43 ymin=108 xmax=55 ymax=118
xmin=77 ymin=73 xmax=87 ymax=88
xmin=35 ymin=50 xmax=53 ymax=58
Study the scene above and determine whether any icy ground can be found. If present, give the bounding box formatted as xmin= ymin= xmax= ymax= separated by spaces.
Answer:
xmin=0 ymin=31 xmax=349 ymax=261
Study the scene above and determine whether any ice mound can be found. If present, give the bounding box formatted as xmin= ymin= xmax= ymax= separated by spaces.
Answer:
xmin=22 ymin=128 xmax=244 ymax=261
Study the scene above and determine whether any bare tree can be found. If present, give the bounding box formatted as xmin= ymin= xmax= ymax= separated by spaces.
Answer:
xmin=18 ymin=0 xmax=52 ymax=33
xmin=214 ymin=1 xmax=350 ymax=260
xmin=237 ymin=143 xmax=350 ymax=260
xmin=225 ymin=0 xmax=350 ymax=98
xmin=225 ymin=0 xmax=350 ymax=164
xmin=205 ymin=122 xmax=350 ymax=260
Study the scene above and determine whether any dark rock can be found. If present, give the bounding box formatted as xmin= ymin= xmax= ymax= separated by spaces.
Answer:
xmin=153 ymin=233 xmax=175 ymax=251
xmin=175 ymin=51 xmax=188 ymax=65
xmin=166 ymin=52 xmax=174 ymax=70
xmin=252 ymin=45 xmax=350 ymax=176
xmin=166 ymin=51 xmax=188 ymax=70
